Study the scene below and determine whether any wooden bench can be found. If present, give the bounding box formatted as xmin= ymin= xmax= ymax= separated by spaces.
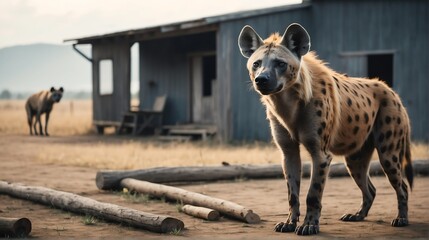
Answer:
xmin=117 ymin=95 xmax=167 ymax=135
xmin=162 ymin=124 xmax=217 ymax=141
xmin=168 ymin=129 xmax=210 ymax=141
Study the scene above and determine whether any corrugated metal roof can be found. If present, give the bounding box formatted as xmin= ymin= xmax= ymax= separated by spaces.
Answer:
xmin=64 ymin=2 xmax=311 ymax=44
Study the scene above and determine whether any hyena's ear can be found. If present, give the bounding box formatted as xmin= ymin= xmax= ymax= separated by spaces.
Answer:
xmin=281 ymin=23 xmax=311 ymax=58
xmin=59 ymin=87 xmax=64 ymax=92
xmin=50 ymin=87 xmax=56 ymax=92
xmin=238 ymin=25 xmax=264 ymax=58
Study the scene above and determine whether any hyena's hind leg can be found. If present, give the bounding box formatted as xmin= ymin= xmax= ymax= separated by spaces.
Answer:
xmin=25 ymin=105 xmax=34 ymax=135
xmin=341 ymin=135 xmax=376 ymax=222
xmin=373 ymin=110 xmax=412 ymax=227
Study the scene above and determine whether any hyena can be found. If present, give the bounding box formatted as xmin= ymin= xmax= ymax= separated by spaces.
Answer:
xmin=25 ymin=87 xmax=64 ymax=136
xmin=238 ymin=23 xmax=413 ymax=235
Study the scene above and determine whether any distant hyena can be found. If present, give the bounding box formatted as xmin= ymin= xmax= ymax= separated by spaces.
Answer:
xmin=238 ymin=23 xmax=413 ymax=235
xmin=25 ymin=87 xmax=64 ymax=136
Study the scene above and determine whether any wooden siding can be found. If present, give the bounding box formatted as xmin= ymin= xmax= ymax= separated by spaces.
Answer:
xmin=92 ymin=42 xmax=131 ymax=122
xmin=139 ymin=31 xmax=216 ymax=125
xmin=218 ymin=6 xmax=312 ymax=141
xmin=311 ymin=0 xmax=429 ymax=141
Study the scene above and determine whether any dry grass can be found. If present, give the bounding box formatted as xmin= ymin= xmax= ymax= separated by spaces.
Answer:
xmin=36 ymin=140 xmax=280 ymax=170
xmin=1 ymin=100 xmax=427 ymax=170
xmin=34 ymin=140 xmax=428 ymax=170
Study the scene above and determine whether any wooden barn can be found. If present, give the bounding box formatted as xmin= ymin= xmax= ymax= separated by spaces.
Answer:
xmin=66 ymin=0 xmax=428 ymax=142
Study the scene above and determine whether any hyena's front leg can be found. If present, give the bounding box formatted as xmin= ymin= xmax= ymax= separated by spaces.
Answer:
xmin=44 ymin=112 xmax=50 ymax=136
xmin=296 ymin=140 xmax=332 ymax=235
xmin=37 ymin=112 xmax=44 ymax=135
xmin=269 ymin=117 xmax=302 ymax=233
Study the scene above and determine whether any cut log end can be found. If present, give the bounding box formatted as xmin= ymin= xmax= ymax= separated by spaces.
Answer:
xmin=95 ymin=172 xmax=104 ymax=189
xmin=160 ymin=217 xmax=185 ymax=233
xmin=244 ymin=212 xmax=261 ymax=224
xmin=0 ymin=217 xmax=32 ymax=238
xmin=207 ymin=211 xmax=221 ymax=221
xmin=13 ymin=218 xmax=32 ymax=237
xmin=95 ymin=171 xmax=119 ymax=190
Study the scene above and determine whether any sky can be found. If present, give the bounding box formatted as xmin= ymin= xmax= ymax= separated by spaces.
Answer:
xmin=0 ymin=0 xmax=301 ymax=49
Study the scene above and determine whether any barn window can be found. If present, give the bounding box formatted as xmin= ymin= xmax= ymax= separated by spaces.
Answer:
xmin=202 ymin=55 xmax=216 ymax=97
xmin=99 ymin=59 xmax=113 ymax=95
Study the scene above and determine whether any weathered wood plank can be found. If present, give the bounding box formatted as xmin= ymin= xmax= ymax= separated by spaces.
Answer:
xmin=0 ymin=181 xmax=184 ymax=233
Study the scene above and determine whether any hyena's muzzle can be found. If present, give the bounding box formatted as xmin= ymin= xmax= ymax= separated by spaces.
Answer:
xmin=254 ymin=70 xmax=283 ymax=95
xmin=253 ymin=57 xmax=292 ymax=95
xmin=51 ymin=90 xmax=63 ymax=102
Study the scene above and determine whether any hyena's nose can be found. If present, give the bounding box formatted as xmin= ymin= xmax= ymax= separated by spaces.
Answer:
xmin=255 ymin=73 xmax=269 ymax=87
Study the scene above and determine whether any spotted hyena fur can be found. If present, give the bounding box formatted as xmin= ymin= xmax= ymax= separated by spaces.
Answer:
xmin=238 ymin=23 xmax=413 ymax=235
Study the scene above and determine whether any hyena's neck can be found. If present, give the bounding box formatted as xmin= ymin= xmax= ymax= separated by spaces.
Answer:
xmin=262 ymin=52 xmax=340 ymax=140
xmin=43 ymin=91 xmax=56 ymax=107
xmin=294 ymin=59 xmax=313 ymax=103
xmin=262 ymin=88 xmax=303 ymax=139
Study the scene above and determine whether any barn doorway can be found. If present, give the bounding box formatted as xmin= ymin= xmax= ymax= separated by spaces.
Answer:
xmin=130 ymin=42 xmax=140 ymax=110
xmin=340 ymin=52 xmax=394 ymax=87
xmin=367 ymin=54 xmax=393 ymax=87
xmin=191 ymin=53 xmax=217 ymax=124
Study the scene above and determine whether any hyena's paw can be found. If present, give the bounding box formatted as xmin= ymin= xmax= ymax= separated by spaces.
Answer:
xmin=295 ymin=224 xmax=319 ymax=235
xmin=274 ymin=221 xmax=296 ymax=232
xmin=340 ymin=213 xmax=365 ymax=221
xmin=391 ymin=217 xmax=408 ymax=227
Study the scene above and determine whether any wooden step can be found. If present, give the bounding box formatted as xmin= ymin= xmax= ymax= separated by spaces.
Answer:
xmin=168 ymin=129 xmax=208 ymax=141
xmin=156 ymin=135 xmax=192 ymax=142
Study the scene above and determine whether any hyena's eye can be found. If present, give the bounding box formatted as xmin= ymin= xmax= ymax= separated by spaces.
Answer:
xmin=276 ymin=61 xmax=287 ymax=68
xmin=252 ymin=61 xmax=260 ymax=69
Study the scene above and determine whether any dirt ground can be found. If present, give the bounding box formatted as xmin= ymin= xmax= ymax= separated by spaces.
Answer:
xmin=0 ymin=134 xmax=428 ymax=239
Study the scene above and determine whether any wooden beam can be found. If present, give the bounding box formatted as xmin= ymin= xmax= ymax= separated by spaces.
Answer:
xmin=97 ymin=160 xmax=429 ymax=190
xmin=0 ymin=217 xmax=31 ymax=238
xmin=0 ymin=181 xmax=184 ymax=233
xmin=96 ymin=164 xmax=283 ymax=190
xmin=121 ymin=178 xmax=260 ymax=224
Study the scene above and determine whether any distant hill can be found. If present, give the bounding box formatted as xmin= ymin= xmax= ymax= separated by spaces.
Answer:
xmin=0 ymin=43 xmax=92 ymax=98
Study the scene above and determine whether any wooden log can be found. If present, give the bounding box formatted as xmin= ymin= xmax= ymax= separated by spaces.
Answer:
xmin=96 ymin=164 xmax=283 ymax=190
xmin=97 ymin=160 xmax=429 ymax=190
xmin=0 ymin=181 xmax=184 ymax=233
xmin=0 ymin=217 xmax=31 ymax=237
xmin=329 ymin=159 xmax=429 ymax=177
xmin=121 ymin=178 xmax=260 ymax=224
xmin=413 ymin=160 xmax=429 ymax=176
xmin=301 ymin=161 xmax=397 ymax=178
xmin=181 ymin=205 xmax=220 ymax=221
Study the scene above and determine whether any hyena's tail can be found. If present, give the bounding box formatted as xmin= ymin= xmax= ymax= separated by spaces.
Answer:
xmin=403 ymin=134 xmax=413 ymax=190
